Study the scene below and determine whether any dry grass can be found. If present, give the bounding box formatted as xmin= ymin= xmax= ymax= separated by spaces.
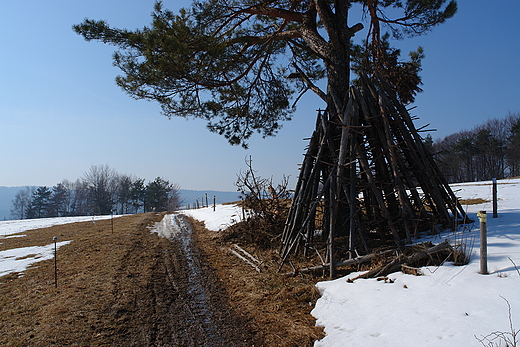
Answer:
xmin=0 ymin=213 xmax=166 ymax=346
xmin=459 ymin=198 xmax=490 ymax=205
xmin=192 ymin=219 xmax=325 ymax=346
xmin=1 ymin=213 xmax=324 ymax=346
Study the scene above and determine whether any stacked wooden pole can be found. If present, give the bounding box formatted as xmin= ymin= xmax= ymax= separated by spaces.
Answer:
xmin=279 ymin=75 xmax=467 ymax=274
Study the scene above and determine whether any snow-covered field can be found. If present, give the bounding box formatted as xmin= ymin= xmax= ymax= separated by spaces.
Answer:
xmin=1 ymin=179 xmax=519 ymax=346
xmin=0 ymin=215 xmax=116 ymax=279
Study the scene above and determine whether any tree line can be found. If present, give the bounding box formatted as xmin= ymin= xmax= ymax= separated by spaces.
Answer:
xmin=10 ymin=164 xmax=181 ymax=220
xmin=428 ymin=112 xmax=520 ymax=183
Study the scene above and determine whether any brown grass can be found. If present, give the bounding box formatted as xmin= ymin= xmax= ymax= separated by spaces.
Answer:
xmin=0 ymin=213 xmax=324 ymax=346
xmin=191 ymin=218 xmax=325 ymax=346
xmin=459 ymin=198 xmax=490 ymax=205
xmin=0 ymin=213 xmax=165 ymax=346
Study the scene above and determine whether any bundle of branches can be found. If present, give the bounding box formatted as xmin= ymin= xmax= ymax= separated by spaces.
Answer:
xmin=280 ymin=75 xmax=467 ymax=274
xmin=231 ymin=157 xmax=292 ymax=249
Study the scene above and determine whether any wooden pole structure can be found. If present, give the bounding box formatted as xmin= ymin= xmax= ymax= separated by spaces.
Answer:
xmin=329 ymin=168 xmax=337 ymax=278
xmin=278 ymin=74 xmax=469 ymax=273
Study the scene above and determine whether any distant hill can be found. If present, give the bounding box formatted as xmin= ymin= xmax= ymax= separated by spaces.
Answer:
xmin=0 ymin=186 xmax=240 ymax=221
xmin=0 ymin=186 xmax=24 ymax=221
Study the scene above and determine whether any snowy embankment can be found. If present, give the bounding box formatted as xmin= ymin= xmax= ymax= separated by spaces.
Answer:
xmin=311 ymin=178 xmax=520 ymax=347
xmin=180 ymin=204 xmax=247 ymax=231
xmin=0 ymin=215 xmax=115 ymax=280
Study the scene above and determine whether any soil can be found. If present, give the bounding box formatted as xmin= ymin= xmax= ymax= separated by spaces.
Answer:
xmin=0 ymin=212 xmax=324 ymax=346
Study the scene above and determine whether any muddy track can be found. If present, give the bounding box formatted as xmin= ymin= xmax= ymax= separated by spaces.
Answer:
xmin=108 ymin=214 xmax=253 ymax=346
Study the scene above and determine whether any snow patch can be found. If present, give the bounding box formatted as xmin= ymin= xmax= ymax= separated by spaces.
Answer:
xmin=0 ymin=241 xmax=72 ymax=278
xmin=150 ymin=213 xmax=190 ymax=239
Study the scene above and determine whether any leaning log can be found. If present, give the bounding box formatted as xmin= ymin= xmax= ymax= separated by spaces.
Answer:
xmin=353 ymin=241 xmax=453 ymax=280
xmin=285 ymin=249 xmax=395 ymax=275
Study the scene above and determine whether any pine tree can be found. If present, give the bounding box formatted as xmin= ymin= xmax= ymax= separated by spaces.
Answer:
xmin=49 ymin=182 xmax=69 ymax=217
xmin=74 ymin=0 xmax=457 ymax=147
xmin=28 ymin=186 xmax=52 ymax=219
xmin=116 ymin=174 xmax=134 ymax=214
xmin=507 ymin=117 xmax=520 ymax=176
xmin=130 ymin=178 xmax=146 ymax=214
xmin=145 ymin=177 xmax=173 ymax=212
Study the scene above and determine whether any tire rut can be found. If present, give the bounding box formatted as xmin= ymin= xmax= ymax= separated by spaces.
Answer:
xmin=109 ymin=213 xmax=250 ymax=346
xmin=158 ymin=214 xmax=232 ymax=346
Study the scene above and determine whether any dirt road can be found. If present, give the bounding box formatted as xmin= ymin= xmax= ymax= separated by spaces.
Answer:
xmin=125 ymin=213 xmax=252 ymax=346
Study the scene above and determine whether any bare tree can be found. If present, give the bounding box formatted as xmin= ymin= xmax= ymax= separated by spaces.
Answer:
xmin=83 ymin=164 xmax=117 ymax=215
xmin=10 ymin=186 xmax=34 ymax=220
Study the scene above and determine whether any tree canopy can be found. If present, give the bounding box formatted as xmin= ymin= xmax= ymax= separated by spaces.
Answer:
xmin=74 ymin=0 xmax=456 ymax=147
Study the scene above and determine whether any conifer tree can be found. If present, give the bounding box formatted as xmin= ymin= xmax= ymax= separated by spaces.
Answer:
xmin=28 ymin=186 xmax=52 ymax=219
xmin=74 ymin=0 xmax=457 ymax=147
xmin=145 ymin=177 xmax=174 ymax=212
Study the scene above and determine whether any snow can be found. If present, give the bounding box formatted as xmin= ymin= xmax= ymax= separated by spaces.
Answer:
xmin=0 ymin=215 xmax=115 ymax=281
xmin=180 ymin=204 xmax=247 ymax=231
xmin=311 ymin=177 xmax=520 ymax=347
xmin=1 ymin=180 xmax=519 ymax=345
xmin=0 ymin=215 xmax=116 ymax=237
xmin=0 ymin=241 xmax=72 ymax=278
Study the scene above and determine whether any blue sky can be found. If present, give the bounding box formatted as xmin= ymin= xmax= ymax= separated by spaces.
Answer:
xmin=1 ymin=1 xmax=519 ymax=191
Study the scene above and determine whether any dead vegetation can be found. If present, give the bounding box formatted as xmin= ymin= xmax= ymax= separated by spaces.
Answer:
xmin=0 ymin=212 xmax=325 ymax=346
xmin=193 ymin=219 xmax=325 ymax=346
xmin=459 ymin=198 xmax=490 ymax=205
xmin=0 ymin=213 xmax=256 ymax=346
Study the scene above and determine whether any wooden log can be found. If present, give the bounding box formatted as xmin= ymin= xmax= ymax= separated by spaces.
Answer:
xmin=229 ymin=248 xmax=261 ymax=273
xmin=284 ymin=250 xmax=394 ymax=275
xmin=401 ymin=265 xmax=423 ymax=276
xmin=354 ymin=241 xmax=452 ymax=280
xmin=355 ymin=144 xmax=402 ymax=245
xmin=233 ymin=244 xmax=260 ymax=264
xmin=278 ymin=176 xmax=332 ymax=271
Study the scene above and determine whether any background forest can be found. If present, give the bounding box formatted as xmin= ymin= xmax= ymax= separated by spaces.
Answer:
xmin=10 ymin=164 xmax=181 ymax=220
xmin=429 ymin=112 xmax=520 ymax=183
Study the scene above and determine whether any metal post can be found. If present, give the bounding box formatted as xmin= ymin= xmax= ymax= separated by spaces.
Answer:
xmin=53 ymin=236 xmax=58 ymax=287
xmin=477 ymin=211 xmax=488 ymax=274
xmin=492 ymin=178 xmax=498 ymax=218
